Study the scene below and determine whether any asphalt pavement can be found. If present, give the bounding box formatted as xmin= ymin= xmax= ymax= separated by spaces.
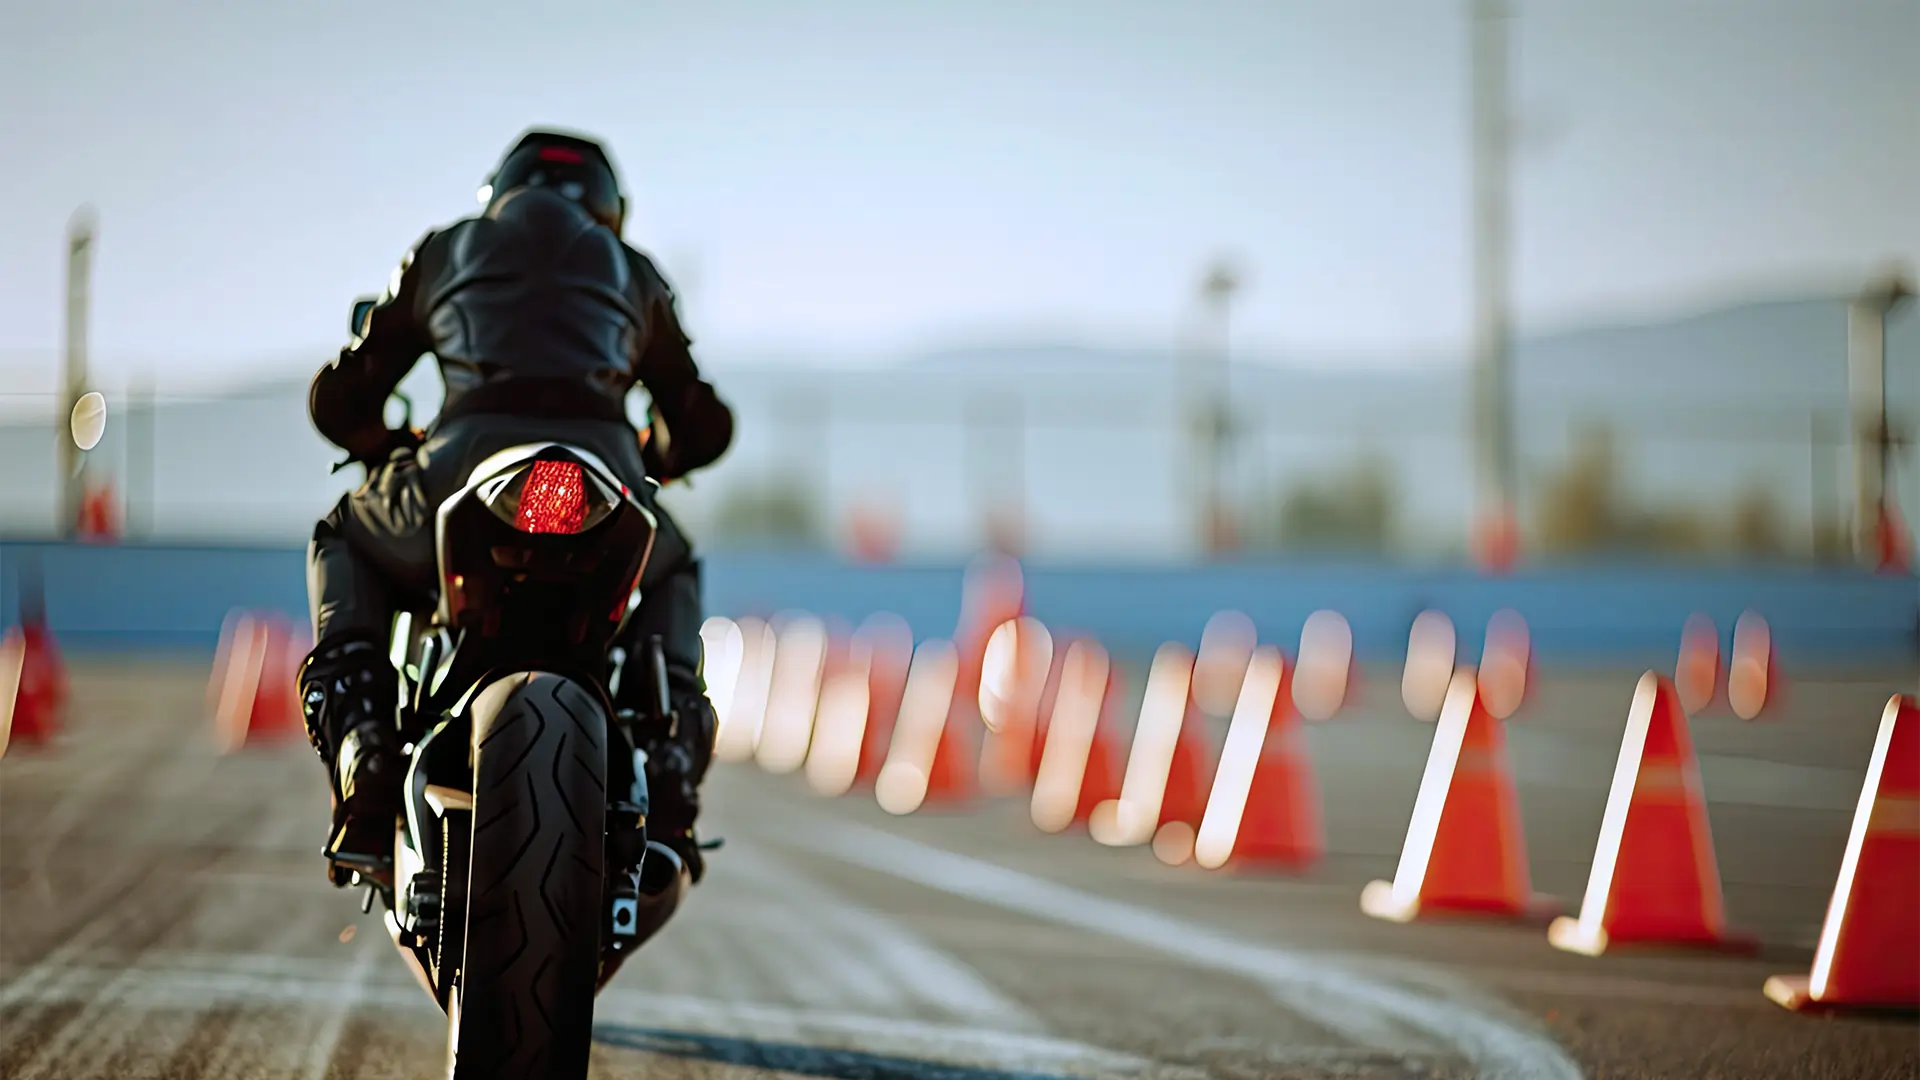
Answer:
xmin=2 ymin=658 xmax=1917 ymax=1079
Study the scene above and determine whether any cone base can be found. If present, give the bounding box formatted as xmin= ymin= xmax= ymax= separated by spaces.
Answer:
xmin=1362 ymin=879 xmax=1561 ymax=925
xmin=1 ymin=725 xmax=56 ymax=748
xmin=1220 ymin=846 xmax=1323 ymax=874
xmin=3 ymin=705 xmax=62 ymax=753
xmin=1550 ymin=915 xmax=1758 ymax=958
xmin=910 ymin=794 xmax=978 ymax=813
xmin=1763 ymin=973 xmax=1920 ymax=1016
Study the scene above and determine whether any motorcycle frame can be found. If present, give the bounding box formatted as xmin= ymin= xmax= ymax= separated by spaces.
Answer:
xmin=361 ymin=441 xmax=664 ymax=1010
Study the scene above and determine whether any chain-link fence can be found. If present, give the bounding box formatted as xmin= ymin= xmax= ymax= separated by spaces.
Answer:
xmin=6 ymin=349 xmax=1902 ymax=565
xmin=691 ymin=388 xmax=1904 ymax=564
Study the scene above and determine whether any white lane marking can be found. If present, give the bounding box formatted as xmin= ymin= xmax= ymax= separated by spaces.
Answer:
xmin=837 ymin=907 xmax=1036 ymax=1028
xmin=702 ymin=849 xmax=893 ymax=1009
xmin=759 ymin=906 xmax=904 ymax=1011
xmin=2 ymin=961 xmax=1162 ymax=1078
xmin=3 ymin=881 xmax=228 ymax=1079
xmin=0 ymin=859 xmax=204 ymax=1050
xmin=3 ymin=713 xmax=206 ymax=906
xmin=1329 ymin=951 xmax=1778 ymax=1010
xmin=24 ymin=948 xmax=374 ymax=985
xmin=719 ymin=843 xmax=1033 ymax=1028
xmin=804 ymin=823 xmax=1585 ymax=1080
xmin=1 ymin=963 xmax=429 ymax=1011
xmin=596 ymin=991 xmax=1159 ymax=1076
xmin=1 ymin=861 xmax=344 ymax=1080
xmin=297 ymin=934 xmax=380 ymax=1080
xmin=0 ymin=753 xmax=317 ymax=1063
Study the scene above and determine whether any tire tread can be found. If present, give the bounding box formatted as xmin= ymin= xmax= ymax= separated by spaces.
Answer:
xmin=450 ymin=672 xmax=606 ymax=1080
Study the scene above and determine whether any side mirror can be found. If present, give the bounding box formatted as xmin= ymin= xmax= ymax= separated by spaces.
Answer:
xmin=350 ymin=297 xmax=378 ymax=338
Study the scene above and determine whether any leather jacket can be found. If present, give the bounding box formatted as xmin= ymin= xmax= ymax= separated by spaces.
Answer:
xmin=310 ymin=186 xmax=732 ymax=479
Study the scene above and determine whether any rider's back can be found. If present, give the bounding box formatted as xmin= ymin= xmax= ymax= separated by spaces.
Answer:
xmin=415 ymin=186 xmax=674 ymax=425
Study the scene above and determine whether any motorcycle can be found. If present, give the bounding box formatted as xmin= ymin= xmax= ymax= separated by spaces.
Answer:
xmin=330 ymin=297 xmax=697 ymax=1079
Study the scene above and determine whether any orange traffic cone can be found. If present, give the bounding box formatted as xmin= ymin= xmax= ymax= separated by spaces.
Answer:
xmin=980 ymin=618 xmax=1053 ymax=796
xmin=1548 ymin=673 xmax=1752 ymax=955
xmin=1674 ymin=613 xmax=1722 ymax=715
xmin=19 ymin=622 xmax=67 ymax=715
xmin=799 ymin=630 xmax=866 ymax=794
xmin=1197 ymin=648 xmax=1324 ymax=871
xmin=10 ymin=554 xmax=66 ymax=711
xmin=1094 ymin=644 xmax=1211 ymax=847
xmin=211 ymin=612 xmax=264 ymax=753
xmin=1294 ymin=610 xmax=1361 ymax=721
xmin=1030 ymin=642 xmax=1128 ymax=833
xmin=1875 ymin=503 xmax=1911 ymax=575
xmin=1726 ymin=610 xmax=1783 ymax=721
xmin=15 ymin=621 xmax=66 ymax=739
xmin=1076 ymin=664 xmax=1129 ymax=827
xmin=874 ymin=638 xmax=980 ymax=814
xmin=1159 ymin=693 xmax=1213 ymax=831
xmin=1362 ymin=667 xmax=1553 ymax=922
xmin=2 ymin=625 xmax=65 ymax=756
xmin=922 ymin=678 xmax=979 ymax=808
xmin=950 ymin=557 xmax=1026 ymax=724
xmin=212 ymin=612 xmax=306 ymax=753
xmin=852 ymin=616 xmax=913 ymax=790
xmin=248 ymin=615 xmax=305 ymax=743
xmin=1765 ymin=694 xmax=1920 ymax=1013
xmin=270 ymin=615 xmax=311 ymax=732
xmin=925 ymin=561 xmax=1021 ymax=807
xmin=1026 ymin=638 xmax=1073 ymax=781
xmin=0 ymin=631 xmax=23 ymax=758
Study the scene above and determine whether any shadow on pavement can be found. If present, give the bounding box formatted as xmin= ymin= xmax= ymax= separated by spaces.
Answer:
xmin=594 ymin=1025 xmax=1098 ymax=1080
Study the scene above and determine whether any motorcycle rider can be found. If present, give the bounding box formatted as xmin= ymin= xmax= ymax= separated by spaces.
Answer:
xmin=298 ymin=129 xmax=732 ymax=888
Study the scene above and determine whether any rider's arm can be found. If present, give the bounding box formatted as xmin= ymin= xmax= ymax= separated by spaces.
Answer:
xmin=627 ymin=249 xmax=734 ymax=480
xmin=309 ymin=231 xmax=438 ymax=460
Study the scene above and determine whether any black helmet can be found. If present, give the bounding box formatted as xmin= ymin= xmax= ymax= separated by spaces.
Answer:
xmin=482 ymin=129 xmax=626 ymax=231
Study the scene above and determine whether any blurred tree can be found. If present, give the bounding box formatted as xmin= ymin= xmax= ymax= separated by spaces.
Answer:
xmin=1535 ymin=423 xmax=1716 ymax=557
xmin=1534 ymin=424 xmax=1616 ymax=554
xmin=1266 ymin=455 xmax=1397 ymax=555
xmin=707 ymin=475 xmax=827 ymax=551
xmin=1615 ymin=508 xmax=1714 ymax=556
xmin=1727 ymin=483 xmax=1788 ymax=558
xmin=1812 ymin=517 xmax=1852 ymax=563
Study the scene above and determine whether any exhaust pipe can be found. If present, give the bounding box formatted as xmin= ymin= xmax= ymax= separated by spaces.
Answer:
xmin=597 ymin=840 xmax=690 ymax=992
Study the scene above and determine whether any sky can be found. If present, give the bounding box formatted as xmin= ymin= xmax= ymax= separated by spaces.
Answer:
xmin=2 ymin=0 xmax=1916 ymax=395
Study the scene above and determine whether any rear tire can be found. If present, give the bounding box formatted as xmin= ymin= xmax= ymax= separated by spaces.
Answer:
xmin=448 ymin=672 xmax=607 ymax=1080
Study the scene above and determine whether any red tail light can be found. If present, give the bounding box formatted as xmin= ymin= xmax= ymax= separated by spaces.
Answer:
xmin=515 ymin=460 xmax=588 ymax=534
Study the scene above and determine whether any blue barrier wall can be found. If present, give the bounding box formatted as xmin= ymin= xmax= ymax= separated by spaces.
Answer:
xmin=2 ymin=541 xmax=1915 ymax=669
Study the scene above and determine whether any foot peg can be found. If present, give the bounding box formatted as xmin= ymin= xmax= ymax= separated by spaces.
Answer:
xmin=324 ymin=805 xmax=394 ymax=888
xmin=325 ymin=842 xmax=394 ymax=888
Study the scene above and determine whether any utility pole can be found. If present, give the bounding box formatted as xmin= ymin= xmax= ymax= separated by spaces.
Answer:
xmin=967 ymin=392 xmax=1026 ymax=556
xmin=1192 ymin=260 xmax=1241 ymax=558
xmin=129 ymin=371 xmax=155 ymax=540
xmin=1848 ymin=267 xmax=1915 ymax=569
xmin=1468 ymin=0 xmax=1518 ymax=571
xmin=61 ymin=207 xmax=97 ymax=540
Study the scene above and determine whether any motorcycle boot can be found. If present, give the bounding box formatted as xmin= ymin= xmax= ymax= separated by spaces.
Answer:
xmin=298 ymin=636 xmax=403 ymax=885
xmin=643 ymin=686 xmax=718 ymax=884
xmin=614 ymin=641 xmax=718 ymax=885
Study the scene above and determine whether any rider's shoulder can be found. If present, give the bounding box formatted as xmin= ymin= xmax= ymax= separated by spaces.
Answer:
xmin=396 ymin=223 xmax=458 ymax=266
xmin=621 ymin=245 xmax=678 ymax=300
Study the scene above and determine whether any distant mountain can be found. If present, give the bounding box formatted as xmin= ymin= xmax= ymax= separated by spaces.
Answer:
xmin=2 ymin=292 xmax=1915 ymax=555
xmin=900 ymin=294 xmax=1904 ymax=405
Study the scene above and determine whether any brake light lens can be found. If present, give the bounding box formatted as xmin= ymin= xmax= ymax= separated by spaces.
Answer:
xmin=515 ymin=460 xmax=588 ymax=534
